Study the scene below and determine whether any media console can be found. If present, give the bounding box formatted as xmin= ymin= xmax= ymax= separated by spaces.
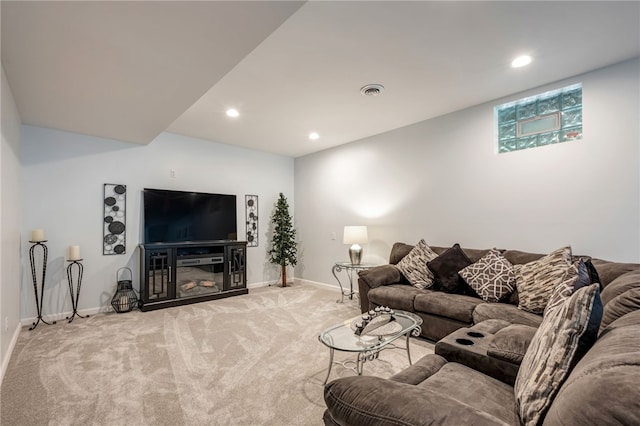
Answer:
xmin=139 ymin=240 xmax=247 ymax=311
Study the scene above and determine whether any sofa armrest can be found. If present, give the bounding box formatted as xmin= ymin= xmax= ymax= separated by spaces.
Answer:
xmin=390 ymin=353 xmax=448 ymax=384
xmin=359 ymin=265 xmax=402 ymax=288
xmin=324 ymin=372 xmax=508 ymax=426
xmin=357 ymin=265 xmax=403 ymax=313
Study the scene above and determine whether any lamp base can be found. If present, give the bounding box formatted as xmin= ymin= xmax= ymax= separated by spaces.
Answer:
xmin=349 ymin=244 xmax=363 ymax=265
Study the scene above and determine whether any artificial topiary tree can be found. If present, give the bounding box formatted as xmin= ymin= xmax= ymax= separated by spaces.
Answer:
xmin=268 ymin=193 xmax=297 ymax=287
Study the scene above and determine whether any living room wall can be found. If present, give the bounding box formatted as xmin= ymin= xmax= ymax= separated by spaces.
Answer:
xmin=1 ymin=65 xmax=22 ymax=379
xmin=20 ymin=128 xmax=294 ymax=321
xmin=294 ymin=58 xmax=640 ymax=288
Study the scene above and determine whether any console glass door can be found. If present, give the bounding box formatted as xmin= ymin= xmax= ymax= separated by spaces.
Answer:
xmin=175 ymin=246 xmax=225 ymax=298
xmin=146 ymin=248 xmax=173 ymax=301
xmin=227 ymin=245 xmax=246 ymax=290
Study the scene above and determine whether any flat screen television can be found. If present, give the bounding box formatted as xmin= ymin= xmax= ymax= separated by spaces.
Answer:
xmin=143 ymin=188 xmax=237 ymax=244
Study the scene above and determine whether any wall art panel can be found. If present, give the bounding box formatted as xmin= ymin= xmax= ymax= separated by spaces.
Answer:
xmin=245 ymin=195 xmax=258 ymax=247
xmin=103 ymin=184 xmax=126 ymax=255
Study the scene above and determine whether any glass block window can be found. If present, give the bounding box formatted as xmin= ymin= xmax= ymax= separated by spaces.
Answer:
xmin=495 ymin=83 xmax=582 ymax=153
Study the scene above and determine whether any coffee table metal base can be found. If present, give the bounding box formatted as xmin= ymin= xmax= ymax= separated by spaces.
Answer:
xmin=321 ymin=332 xmax=415 ymax=385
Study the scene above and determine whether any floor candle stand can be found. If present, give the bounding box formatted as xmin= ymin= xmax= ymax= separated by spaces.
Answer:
xmin=66 ymin=259 xmax=88 ymax=323
xmin=28 ymin=241 xmax=55 ymax=330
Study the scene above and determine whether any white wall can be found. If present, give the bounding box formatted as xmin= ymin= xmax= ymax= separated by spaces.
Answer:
xmin=294 ymin=58 xmax=640 ymax=288
xmin=21 ymin=129 xmax=294 ymax=320
xmin=1 ymin=65 xmax=23 ymax=381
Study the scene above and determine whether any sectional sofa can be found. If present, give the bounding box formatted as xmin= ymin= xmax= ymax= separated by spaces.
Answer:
xmin=324 ymin=241 xmax=640 ymax=425
xmin=358 ymin=242 xmax=638 ymax=340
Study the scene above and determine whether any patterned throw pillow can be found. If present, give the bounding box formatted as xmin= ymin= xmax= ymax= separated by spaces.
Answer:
xmin=514 ymin=283 xmax=603 ymax=426
xmin=459 ymin=249 xmax=516 ymax=302
xmin=394 ymin=239 xmax=439 ymax=289
xmin=544 ymin=260 xmax=590 ymax=316
xmin=514 ymin=246 xmax=572 ymax=314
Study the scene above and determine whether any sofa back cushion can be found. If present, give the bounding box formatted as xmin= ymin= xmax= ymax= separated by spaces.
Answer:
xmin=543 ymin=310 xmax=640 ymax=426
xmin=600 ymin=270 xmax=640 ymax=305
xmin=502 ymin=250 xmax=546 ymax=265
xmin=389 ymin=242 xmax=415 ymax=265
xmin=598 ymin=270 xmax=640 ymax=334
xmin=590 ymin=260 xmax=640 ymax=287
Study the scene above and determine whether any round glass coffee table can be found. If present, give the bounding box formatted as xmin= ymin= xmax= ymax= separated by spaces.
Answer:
xmin=318 ymin=310 xmax=422 ymax=384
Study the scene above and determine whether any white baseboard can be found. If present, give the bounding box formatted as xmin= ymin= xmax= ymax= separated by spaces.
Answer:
xmin=247 ymin=280 xmax=279 ymax=289
xmin=17 ymin=279 xmax=350 ymax=326
xmin=295 ymin=278 xmax=343 ymax=291
xmin=1 ymin=322 xmax=22 ymax=386
xmin=248 ymin=278 xmax=350 ymax=294
xmin=20 ymin=306 xmax=107 ymax=327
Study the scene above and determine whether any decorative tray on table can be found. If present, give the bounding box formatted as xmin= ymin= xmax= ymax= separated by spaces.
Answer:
xmin=351 ymin=306 xmax=402 ymax=336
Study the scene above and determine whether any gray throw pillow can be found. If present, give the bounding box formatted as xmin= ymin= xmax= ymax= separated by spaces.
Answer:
xmin=514 ymin=246 xmax=572 ymax=314
xmin=514 ymin=283 xmax=603 ymax=426
xmin=459 ymin=249 xmax=516 ymax=302
xmin=394 ymin=239 xmax=438 ymax=289
xmin=426 ymin=243 xmax=472 ymax=293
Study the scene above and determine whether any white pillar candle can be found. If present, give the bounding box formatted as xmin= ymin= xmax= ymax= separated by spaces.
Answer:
xmin=120 ymin=295 xmax=129 ymax=309
xmin=68 ymin=245 xmax=81 ymax=261
xmin=31 ymin=229 xmax=45 ymax=242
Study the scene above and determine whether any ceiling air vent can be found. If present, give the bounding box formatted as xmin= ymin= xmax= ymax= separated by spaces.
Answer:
xmin=360 ymin=84 xmax=384 ymax=96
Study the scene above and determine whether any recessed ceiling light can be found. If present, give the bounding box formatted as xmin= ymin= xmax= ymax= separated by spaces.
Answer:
xmin=511 ymin=55 xmax=532 ymax=68
xmin=226 ymin=108 xmax=239 ymax=118
xmin=309 ymin=132 xmax=319 ymax=140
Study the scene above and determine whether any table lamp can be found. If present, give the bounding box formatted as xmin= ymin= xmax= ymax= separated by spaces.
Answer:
xmin=343 ymin=226 xmax=368 ymax=265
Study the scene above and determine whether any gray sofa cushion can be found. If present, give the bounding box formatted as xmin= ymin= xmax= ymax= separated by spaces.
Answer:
xmin=591 ymin=260 xmax=640 ymax=287
xmin=473 ymin=303 xmax=542 ymax=328
xmin=487 ymin=324 xmax=536 ymax=364
xmin=544 ymin=310 xmax=640 ymax=426
xmin=324 ymin=356 xmax=519 ymax=426
xmin=388 ymin=241 xmax=415 ymax=265
xmin=599 ymin=286 xmax=640 ymax=333
xmin=414 ymin=291 xmax=482 ymax=323
xmin=600 ymin=271 xmax=640 ymax=305
xmin=368 ymin=284 xmax=423 ymax=312
xmin=470 ymin=318 xmax=512 ymax=334
xmin=421 ymin=362 xmax=520 ymax=425
xmin=502 ymin=249 xmax=545 ymax=265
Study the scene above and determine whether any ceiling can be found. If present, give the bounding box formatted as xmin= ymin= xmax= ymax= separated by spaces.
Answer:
xmin=2 ymin=1 xmax=639 ymax=158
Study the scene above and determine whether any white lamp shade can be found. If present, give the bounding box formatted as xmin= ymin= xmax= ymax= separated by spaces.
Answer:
xmin=343 ymin=226 xmax=368 ymax=245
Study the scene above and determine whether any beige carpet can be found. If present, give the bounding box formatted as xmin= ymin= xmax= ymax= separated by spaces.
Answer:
xmin=1 ymin=283 xmax=434 ymax=425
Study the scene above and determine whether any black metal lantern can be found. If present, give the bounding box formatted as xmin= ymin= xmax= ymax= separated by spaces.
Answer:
xmin=111 ymin=267 xmax=138 ymax=313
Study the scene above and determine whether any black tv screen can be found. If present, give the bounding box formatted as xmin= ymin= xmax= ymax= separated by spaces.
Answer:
xmin=143 ymin=188 xmax=237 ymax=243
